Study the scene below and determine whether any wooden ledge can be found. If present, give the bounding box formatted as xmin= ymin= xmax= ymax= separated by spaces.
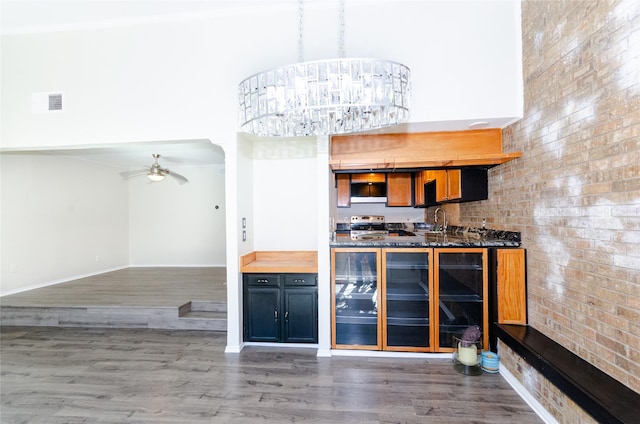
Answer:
xmin=240 ymin=251 xmax=318 ymax=273
xmin=495 ymin=324 xmax=640 ymax=424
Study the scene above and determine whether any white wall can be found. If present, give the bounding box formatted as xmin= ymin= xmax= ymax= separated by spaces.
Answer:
xmin=0 ymin=153 xmax=129 ymax=294
xmin=0 ymin=153 xmax=226 ymax=295
xmin=1 ymin=1 xmax=522 ymax=151
xmin=226 ymin=134 xmax=255 ymax=353
xmin=128 ymin=164 xmax=226 ymax=266
xmin=252 ymin=138 xmax=318 ymax=250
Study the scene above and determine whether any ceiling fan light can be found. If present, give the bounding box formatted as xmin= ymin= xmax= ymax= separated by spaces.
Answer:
xmin=147 ymin=173 xmax=165 ymax=182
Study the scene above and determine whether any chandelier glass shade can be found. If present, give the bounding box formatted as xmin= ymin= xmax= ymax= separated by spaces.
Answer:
xmin=238 ymin=58 xmax=411 ymax=137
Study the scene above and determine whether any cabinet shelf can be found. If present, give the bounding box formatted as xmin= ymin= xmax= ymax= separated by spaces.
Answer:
xmin=385 ymin=262 xmax=430 ymax=271
xmin=335 ymin=278 xmax=378 ymax=285
xmin=387 ymin=317 xmax=430 ymax=326
xmin=440 ymin=324 xmax=477 ymax=335
xmin=335 ymin=312 xmax=378 ymax=325
xmin=439 ymin=294 xmax=483 ymax=302
xmin=438 ymin=264 xmax=483 ymax=270
xmin=385 ymin=281 xmax=429 ymax=300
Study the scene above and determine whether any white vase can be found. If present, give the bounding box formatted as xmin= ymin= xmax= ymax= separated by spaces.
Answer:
xmin=457 ymin=342 xmax=478 ymax=366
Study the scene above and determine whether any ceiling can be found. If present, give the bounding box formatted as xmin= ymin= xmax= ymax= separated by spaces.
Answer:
xmin=0 ymin=0 xmax=341 ymax=35
xmin=1 ymin=140 xmax=226 ymax=170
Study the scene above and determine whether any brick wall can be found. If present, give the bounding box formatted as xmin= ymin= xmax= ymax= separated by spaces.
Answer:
xmin=460 ymin=0 xmax=640 ymax=418
xmin=498 ymin=341 xmax=597 ymax=424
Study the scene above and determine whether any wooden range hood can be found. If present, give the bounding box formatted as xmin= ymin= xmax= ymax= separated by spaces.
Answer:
xmin=330 ymin=128 xmax=521 ymax=171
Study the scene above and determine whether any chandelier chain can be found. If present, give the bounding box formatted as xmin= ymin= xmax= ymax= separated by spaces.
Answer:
xmin=298 ymin=0 xmax=304 ymax=63
xmin=339 ymin=0 xmax=345 ymax=58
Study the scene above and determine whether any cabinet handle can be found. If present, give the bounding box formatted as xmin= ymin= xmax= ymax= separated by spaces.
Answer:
xmin=294 ymin=279 xmax=305 ymax=284
xmin=285 ymin=311 xmax=289 ymax=321
xmin=257 ymin=278 xmax=269 ymax=284
xmin=274 ymin=310 xmax=278 ymax=321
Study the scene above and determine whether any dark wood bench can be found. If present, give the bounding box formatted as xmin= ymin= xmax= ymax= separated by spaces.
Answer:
xmin=494 ymin=324 xmax=640 ymax=424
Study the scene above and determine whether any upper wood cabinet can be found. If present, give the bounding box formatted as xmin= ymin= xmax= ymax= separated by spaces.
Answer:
xmin=421 ymin=168 xmax=488 ymax=205
xmin=337 ymin=172 xmax=413 ymax=207
xmin=427 ymin=169 xmax=459 ymax=202
xmin=336 ymin=174 xmax=351 ymax=208
xmin=330 ymin=129 xmax=521 ymax=171
xmin=386 ymin=173 xmax=413 ymax=207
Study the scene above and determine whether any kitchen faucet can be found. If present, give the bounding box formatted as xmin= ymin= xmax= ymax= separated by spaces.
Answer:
xmin=434 ymin=207 xmax=447 ymax=233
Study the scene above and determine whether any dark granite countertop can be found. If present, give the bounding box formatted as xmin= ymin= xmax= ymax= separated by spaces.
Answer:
xmin=330 ymin=226 xmax=521 ymax=248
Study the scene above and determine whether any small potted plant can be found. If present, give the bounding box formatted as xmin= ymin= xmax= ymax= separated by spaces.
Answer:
xmin=453 ymin=325 xmax=482 ymax=375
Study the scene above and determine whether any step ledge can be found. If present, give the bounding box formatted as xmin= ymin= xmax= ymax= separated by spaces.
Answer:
xmin=495 ymin=324 xmax=640 ymax=424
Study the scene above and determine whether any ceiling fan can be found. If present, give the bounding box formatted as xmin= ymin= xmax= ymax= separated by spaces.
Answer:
xmin=120 ymin=153 xmax=188 ymax=184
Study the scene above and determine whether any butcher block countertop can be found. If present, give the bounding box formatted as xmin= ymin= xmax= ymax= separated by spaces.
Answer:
xmin=240 ymin=251 xmax=318 ymax=273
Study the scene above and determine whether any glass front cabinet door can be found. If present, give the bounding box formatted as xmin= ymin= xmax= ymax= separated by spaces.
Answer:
xmin=382 ymin=248 xmax=433 ymax=352
xmin=331 ymin=248 xmax=382 ymax=349
xmin=435 ymin=248 xmax=488 ymax=352
xmin=331 ymin=247 xmax=488 ymax=353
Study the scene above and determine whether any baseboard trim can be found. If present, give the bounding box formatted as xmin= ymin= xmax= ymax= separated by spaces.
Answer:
xmin=330 ymin=350 xmax=452 ymax=359
xmin=499 ymin=363 xmax=559 ymax=424
xmin=224 ymin=344 xmax=243 ymax=354
xmin=128 ymin=264 xmax=226 ymax=268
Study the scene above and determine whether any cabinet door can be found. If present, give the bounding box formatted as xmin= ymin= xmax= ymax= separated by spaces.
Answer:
xmin=496 ymin=249 xmax=527 ymax=325
xmin=332 ymin=248 xmax=382 ymax=349
xmin=382 ymin=249 xmax=433 ymax=351
xmin=434 ymin=248 xmax=488 ymax=352
xmin=387 ymin=172 xmax=413 ymax=207
xmin=446 ymin=169 xmax=462 ymax=200
xmin=433 ymin=170 xmax=448 ymax=202
xmin=283 ymin=288 xmax=318 ymax=343
xmin=457 ymin=168 xmax=488 ymax=202
xmin=414 ymin=171 xmax=426 ymax=206
xmin=245 ymin=286 xmax=280 ymax=342
xmin=336 ymin=174 xmax=350 ymax=208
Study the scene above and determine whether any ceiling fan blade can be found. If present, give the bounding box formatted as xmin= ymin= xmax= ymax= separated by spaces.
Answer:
xmin=159 ymin=155 xmax=188 ymax=164
xmin=119 ymin=169 xmax=149 ymax=179
xmin=166 ymin=170 xmax=189 ymax=184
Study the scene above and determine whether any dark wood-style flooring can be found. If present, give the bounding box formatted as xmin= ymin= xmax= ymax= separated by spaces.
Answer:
xmin=1 ymin=268 xmax=541 ymax=423
xmin=1 ymin=326 xmax=542 ymax=423
xmin=0 ymin=267 xmax=227 ymax=307
xmin=0 ymin=268 xmax=227 ymax=330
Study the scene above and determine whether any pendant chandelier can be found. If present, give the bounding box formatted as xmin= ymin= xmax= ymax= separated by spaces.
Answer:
xmin=238 ymin=0 xmax=411 ymax=137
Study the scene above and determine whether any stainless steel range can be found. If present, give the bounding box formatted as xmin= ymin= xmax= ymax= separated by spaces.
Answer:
xmin=350 ymin=215 xmax=388 ymax=240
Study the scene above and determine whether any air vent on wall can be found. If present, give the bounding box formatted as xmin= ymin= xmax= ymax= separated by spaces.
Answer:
xmin=32 ymin=92 xmax=64 ymax=113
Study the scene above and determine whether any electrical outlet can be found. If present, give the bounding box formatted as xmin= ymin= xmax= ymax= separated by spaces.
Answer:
xmin=242 ymin=230 xmax=247 ymax=241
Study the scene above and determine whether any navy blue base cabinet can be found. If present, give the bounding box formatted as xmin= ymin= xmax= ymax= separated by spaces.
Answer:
xmin=243 ymin=273 xmax=318 ymax=343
